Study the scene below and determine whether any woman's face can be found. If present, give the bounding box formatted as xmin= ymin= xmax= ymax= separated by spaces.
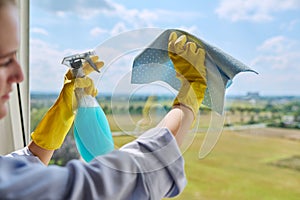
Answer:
xmin=0 ymin=4 xmax=23 ymax=119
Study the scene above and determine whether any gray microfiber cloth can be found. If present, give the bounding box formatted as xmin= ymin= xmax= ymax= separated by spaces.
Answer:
xmin=131 ymin=29 xmax=258 ymax=115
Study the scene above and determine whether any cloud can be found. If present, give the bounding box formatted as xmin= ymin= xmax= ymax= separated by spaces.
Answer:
xmin=225 ymin=35 xmax=300 ymax=96
xmin=32 ymin=0 xmax=113 ymax=18
xmin=253 ymin=36 xmax=300 ymax=70
xmin=101 ymin=2 xmax=203 ymax=29
xmin=31 ymin=0 xmax=203 ymax=31
xmin=110 ymin=22 xmax=128 ymax=36
xmin=280 ymin=19 xmax=300 ymax=31
xmin=215 ymin=0 xmax=300 ymax=22
xmin=30 ymin=39 xmax=82 ymax=92
xmin=257 ymin=36 xmax=294 ymax=53
xmin=90 ymin=27 xmax=108 ymax=37
xmin=31 ymin=28 xmax=49 ymax=36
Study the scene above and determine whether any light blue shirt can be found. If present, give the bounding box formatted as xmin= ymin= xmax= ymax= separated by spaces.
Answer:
xmin=0 ymin=127 xmax=186 ymax=200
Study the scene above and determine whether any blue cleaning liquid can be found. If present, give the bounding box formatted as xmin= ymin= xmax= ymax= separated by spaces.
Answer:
xmin=74 ymin=106 xmax=114 ymax=162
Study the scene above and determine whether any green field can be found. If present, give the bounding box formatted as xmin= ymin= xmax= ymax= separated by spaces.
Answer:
xmin=114 ymin=128 xmax=300 ymax=200
xmin=32 ymin=94 xmax=300 ymax=199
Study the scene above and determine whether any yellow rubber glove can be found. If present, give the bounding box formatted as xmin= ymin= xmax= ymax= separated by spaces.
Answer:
xmin=168 ymin=32 xmax=207 ymax=118
xmin=31 ymin=56 xmax=104 ymax=150
xmin=136 ymin=95 xmax=156 ymax=129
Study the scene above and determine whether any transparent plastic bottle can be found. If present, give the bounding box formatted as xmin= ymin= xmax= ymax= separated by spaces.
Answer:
xmin=74 ymin=95 xmax=114 ymax=162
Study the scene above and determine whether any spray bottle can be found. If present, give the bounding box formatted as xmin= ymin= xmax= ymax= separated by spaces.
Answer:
xmin=62 ymin=51 xmax=114 ymax=162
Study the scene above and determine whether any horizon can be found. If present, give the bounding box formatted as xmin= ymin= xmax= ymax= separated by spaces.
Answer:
xmin=30 ymin=91 xmax=300 ymax=98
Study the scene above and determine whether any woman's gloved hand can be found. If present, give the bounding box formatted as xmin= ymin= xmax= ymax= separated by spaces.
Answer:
xmin=168 ymin=32 xmax=207 ymax=119
xmin=31 ymin=56 xmax=104 ymax=150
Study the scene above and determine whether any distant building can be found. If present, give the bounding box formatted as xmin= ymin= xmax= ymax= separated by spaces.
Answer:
xmin=245 ymin=92 xmax=260 ymax=99
xmin=282 ymin=115 xmax=295 ymax=125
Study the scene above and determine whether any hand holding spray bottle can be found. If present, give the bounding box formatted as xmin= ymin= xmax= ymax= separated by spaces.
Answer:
xmin=62 ymin=51 xmax=114 ymax=162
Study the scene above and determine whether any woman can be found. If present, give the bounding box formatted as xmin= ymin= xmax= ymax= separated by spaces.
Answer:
xmin=0 ymin=0 xmax=207 ymax=199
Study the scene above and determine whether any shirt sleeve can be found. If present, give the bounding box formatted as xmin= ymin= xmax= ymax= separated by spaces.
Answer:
xmin=4 ymin=146 xmax=43 ymax=165
xmin=0 ymin=127 xmax=186 ymax=200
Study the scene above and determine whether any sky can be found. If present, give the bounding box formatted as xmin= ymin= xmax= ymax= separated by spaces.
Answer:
xmin=29 ymin=0 xmax=300 ymax=96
